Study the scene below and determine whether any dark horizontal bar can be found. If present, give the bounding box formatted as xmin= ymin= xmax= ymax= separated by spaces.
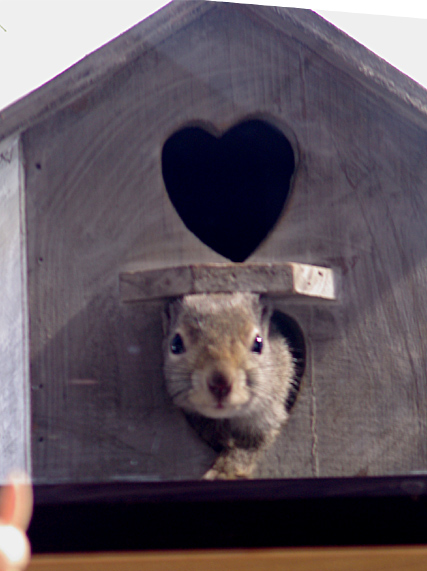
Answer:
xmin=28 ymin=476 xmax=427 ymax=553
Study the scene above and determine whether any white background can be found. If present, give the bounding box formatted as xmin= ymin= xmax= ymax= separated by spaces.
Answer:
xmin=1 ymin=1 xmax=427 ymax=112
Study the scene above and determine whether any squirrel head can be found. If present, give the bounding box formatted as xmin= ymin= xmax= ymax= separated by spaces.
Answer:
xmin=162 ymin=293 xmax=273 ymax=419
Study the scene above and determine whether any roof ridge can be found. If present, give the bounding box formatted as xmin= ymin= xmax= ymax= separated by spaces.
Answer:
xmin=1 ymin=1 xmax=427 ymax=142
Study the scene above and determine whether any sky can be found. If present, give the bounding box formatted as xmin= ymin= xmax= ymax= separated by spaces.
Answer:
xmin=1 ymin=1 xmax=427 ymax=113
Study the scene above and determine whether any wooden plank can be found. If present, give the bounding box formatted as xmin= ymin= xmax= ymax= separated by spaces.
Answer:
xmin=28 ymin=547 xmax=427 ymax=571
xmin=119 ymin=263 xmax=337 ymax=302
xmin=0 ymin=135 xmax=30 ymax=482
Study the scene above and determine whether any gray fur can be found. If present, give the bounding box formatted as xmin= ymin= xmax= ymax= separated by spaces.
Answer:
xmin=163 ymin=292 xmax=296 ymax=479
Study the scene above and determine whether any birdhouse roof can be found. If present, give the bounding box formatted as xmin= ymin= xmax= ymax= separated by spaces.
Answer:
xmin=1 ymin=0 xmax=427 ymax=142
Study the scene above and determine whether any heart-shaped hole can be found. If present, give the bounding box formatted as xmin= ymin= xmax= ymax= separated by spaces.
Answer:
xmin=162 ymin=119 xmax=296 ymax=262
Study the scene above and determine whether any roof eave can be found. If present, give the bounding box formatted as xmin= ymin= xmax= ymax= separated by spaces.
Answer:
xmin=1 ymin=1 xmax=427 ymax=142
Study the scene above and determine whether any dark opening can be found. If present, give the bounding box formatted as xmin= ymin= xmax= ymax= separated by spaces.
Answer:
xmin=162 ymin=119 xmax=296 ymax=262
xmin=270 ymin=310 xmax=306 ymax=412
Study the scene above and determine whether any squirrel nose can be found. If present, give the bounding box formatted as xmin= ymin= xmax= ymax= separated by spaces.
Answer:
xmin=208 ymin=371 xmax=231 ymax=400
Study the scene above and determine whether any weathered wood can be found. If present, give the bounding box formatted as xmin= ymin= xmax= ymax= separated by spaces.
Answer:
xmin=2 ymin=4 xmax=427 ymax=142
xmin=0 ymin=135 xmax=30 ymax=482
xmin=3 ymin=1 xmax=427 ymax=483
xmin=0 ymin=1 xmax=214 ymax=143
xmin=119 ymin=263 xmax=337 ymax=302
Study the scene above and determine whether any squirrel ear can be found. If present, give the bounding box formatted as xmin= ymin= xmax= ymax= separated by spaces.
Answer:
xmin=162 ymin=298 xmax=181 ymax=335
xmin=258 ymin=295 xmax=273 ymax=331
xmin=162 ymin=300 xmax=173 ymax=335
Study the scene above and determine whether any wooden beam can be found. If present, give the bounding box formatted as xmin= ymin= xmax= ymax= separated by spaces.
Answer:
xmin=119 ymin=263 xmax=337 ymax=302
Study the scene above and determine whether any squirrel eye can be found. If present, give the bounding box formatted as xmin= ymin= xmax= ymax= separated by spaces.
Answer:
xmin=252 ymin=335 xmax=263 ymax=354
xmin=170 ymin=333 xmax=186 ymax=355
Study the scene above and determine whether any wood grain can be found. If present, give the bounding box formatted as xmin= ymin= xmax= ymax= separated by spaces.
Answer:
xmin=119 ymin=263 xmax=337 ymax=302
xmin=0 ymin=135 xmax=30 ymax=482
xmin=17 ymin=1 xmax=427 ymax=482
xmin=28 ymin=547 xmax=427 ymax=571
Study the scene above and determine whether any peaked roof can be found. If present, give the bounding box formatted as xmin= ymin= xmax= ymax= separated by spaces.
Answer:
xmin=1 ymin=0 xmax=427 ymax=142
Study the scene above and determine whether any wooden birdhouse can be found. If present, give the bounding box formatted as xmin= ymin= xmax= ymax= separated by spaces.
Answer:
xmin=2 ymin=0 xmax=427 ymax=485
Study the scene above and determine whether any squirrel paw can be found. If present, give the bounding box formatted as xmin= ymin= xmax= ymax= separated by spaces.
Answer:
xmin=202 ymin=454 xmax=255 ymax=480
xmin=202 ymin=467 xmax=251 ymax=480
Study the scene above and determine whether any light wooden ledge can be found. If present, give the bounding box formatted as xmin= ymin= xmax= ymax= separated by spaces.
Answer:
xmin=29 ymin=546 xmax=427 ymax=571
xmin=119 ymin=262 xmax=337 ymax=302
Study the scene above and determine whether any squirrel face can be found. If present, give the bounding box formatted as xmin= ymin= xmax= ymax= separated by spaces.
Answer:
xmin=163 ymin=293 xmax=273 ymax=420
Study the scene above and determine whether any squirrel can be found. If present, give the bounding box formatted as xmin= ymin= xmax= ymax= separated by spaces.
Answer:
xmin=162 ymin=292 xmax=302 ymax=480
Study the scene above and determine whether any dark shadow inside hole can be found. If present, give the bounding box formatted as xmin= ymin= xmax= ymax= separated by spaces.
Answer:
xmin=270 ymin=310 xmax=306 ymax=412
xmin=162 ymin=119 xmax=296 ymax=262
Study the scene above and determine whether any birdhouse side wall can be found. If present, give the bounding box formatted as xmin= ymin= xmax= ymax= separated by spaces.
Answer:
xmin=0 ymin=135 xmax=31 ymax=482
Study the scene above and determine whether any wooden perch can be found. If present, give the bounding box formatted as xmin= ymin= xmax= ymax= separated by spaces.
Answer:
xmin=119 ymin=262 xmax=337 ymax=302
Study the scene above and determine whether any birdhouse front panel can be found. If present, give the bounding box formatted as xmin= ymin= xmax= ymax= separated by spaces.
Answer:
xmin=18 ymin=2 xmax=427 ymax=483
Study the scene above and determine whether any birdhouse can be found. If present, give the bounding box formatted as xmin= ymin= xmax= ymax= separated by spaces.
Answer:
xmin=2 ymin=0 xmax=427 ymax=485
